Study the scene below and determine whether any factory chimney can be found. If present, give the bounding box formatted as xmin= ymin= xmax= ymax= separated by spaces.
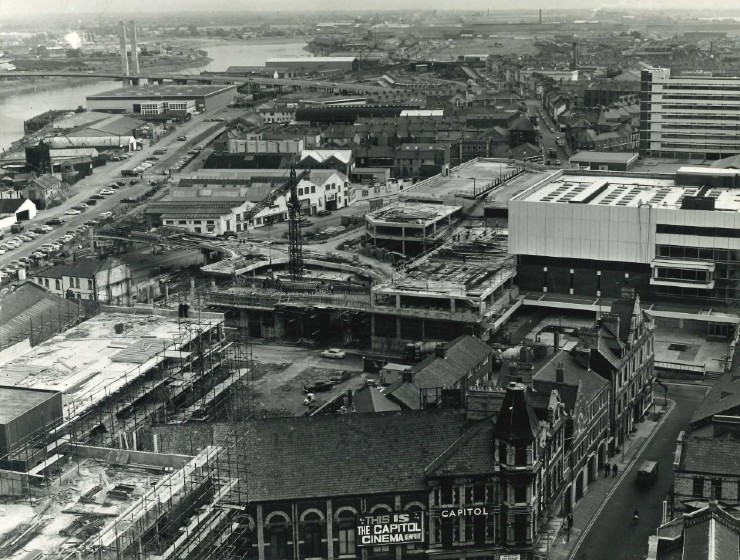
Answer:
xmin=571 ymin=41 xmax=578 ymax=70
xmin=119 ymin=21 xmax=129 ymax=76
xmin=129 ymin=21 xmax=140 ymax=74
xmin=539 ymin=9 xmax=542 ymax=24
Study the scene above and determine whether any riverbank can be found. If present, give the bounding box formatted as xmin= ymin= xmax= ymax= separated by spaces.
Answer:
xmin=0 ymin=56 xmax=212 ymax=99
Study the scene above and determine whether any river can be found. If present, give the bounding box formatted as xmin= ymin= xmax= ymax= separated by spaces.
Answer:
xmin=0 ymin=39 xmax=309 ymax=151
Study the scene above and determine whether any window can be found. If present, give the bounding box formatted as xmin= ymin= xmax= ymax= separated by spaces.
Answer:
xmin=515 ymin=445 xmax=527 ymax=465
xmin=513 ymin=485 xmax=527 ymax=503
xmin=712 ymin=479 xmax=723 ymax=500
xmin=693 ymin=477 xmax=705 ymax=497
xmin=311 ymin=185 xmax=316 ymax=193
xmin=268 ymin=516 xmax=289 ymax=560
xmin=55 ymin=279 xmax=61 ymax=291
xmin=75 ymin=278 xmax=80 ymax=289
xmin=303 ymin=513 xmax=323 ymax=558
xmin=337 ymin=511 xmax=356 ymax=556
xmin=87 ymin=279 xmax=94 ymax=291
xmin=498 ymin=442 xmax=507 ymax=463
xmin=44 ymin=278 xmax=49 ymax=288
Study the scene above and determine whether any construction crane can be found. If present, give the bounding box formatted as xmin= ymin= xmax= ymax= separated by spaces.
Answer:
xmin=286 ymin=165 xmax=304 ymax=278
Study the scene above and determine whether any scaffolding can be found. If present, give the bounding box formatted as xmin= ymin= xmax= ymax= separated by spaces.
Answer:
xmin=287 ymin=165 xmax=304 ymax=278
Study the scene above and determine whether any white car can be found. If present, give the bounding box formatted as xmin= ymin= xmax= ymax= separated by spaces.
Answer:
xmin=40 ymin=225 xmax=53 ymax=232
xmin=65 ymin=209 xmax=81 ymax=215
xmin=99 ymin=189 xmax=115 ymax=195
xmin=26 ymin=231 xmax=38 ymax=239
xmin=321 ymin=348 xmax=346 ymax=360
xmin=18 ymin=235 xmax=31 ymax=242
xmin=0 ymin=249 xmax=5 ymax=255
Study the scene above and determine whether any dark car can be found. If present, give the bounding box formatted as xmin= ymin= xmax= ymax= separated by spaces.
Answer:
xmin=46 ymin=217 xmax=64 ymax=225
xmin=116 ymin=181 xmax=126 ymax=187
xmin=636 ymin=460 xmax=659 ymax=487
xmin=129 ymin=179 xmax=140 ymax=185
xmin=86 ymin=198 xmax=98 ymax=205
xmin=121 ymin=197 xmax=137 ymax=203
xmin=304 ymin=380 xmax=335 ymax=393
xmin=91 ymin=194 xmax=105 ymax=200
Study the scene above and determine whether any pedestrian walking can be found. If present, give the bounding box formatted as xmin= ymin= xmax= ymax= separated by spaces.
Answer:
xmin=604 ymin=462 xmax=610 ymax=478
xmin=612 ymin=463 xmax=618 ymax=478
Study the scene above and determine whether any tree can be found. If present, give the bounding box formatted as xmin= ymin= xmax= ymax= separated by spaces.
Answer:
xmin=188 ymin=24 xmax=198 ymax=36
xmin=66 ymin=48 xmax=81 ymax=58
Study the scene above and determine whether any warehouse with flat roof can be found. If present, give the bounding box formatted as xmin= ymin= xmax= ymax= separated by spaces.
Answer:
xmin=86 ymin=84 xmax=236 ymax=114
xmin=265 ymin=56 xmax=358 ymax=72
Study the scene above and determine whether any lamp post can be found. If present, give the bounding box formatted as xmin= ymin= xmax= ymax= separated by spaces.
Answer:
xmin=523 ymin=151 xmax=527 ymax=171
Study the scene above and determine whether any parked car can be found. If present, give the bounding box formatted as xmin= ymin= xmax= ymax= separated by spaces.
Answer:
xmin=129 ymin=179 xmax=140 ymax=185
xmin=304 ymin=380 xmax=335 ymax=393
xmin=73 ymin=202 xmax=88 ymax=209
xmin=85 ymin=219 xmax=99 ymax=226
xmin=91 ymin=194 xmax=105 ymax=200
xmin=26 ymin=231 xmax=38 ymax=239
xmin=177 ymin=136 xmax=187 ymax=141
xmin=99 ymin=189 xmax=115 ymax=195
xmin=65 ymin=209 xmax=81 ymax=215
xmin=116 ymin=181 xmax=126 ymax=187
xmin=86 ymin=198 xmax=98 ymax=205
xmin=321 ymin=348 xmax=346 ymax=359
xmin=46 ymin=218 xmax=64 ymax=226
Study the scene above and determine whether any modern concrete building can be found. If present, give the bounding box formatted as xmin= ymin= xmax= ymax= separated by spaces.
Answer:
xmin=639 ymin=67 xmax=740 ymax=159
xmin=365 ymin=203 xmax=462 ymax=257
xmin=508 ymin=169 xmax=740 ymax=318
xmin=86 ymin=84 xmax=236 ymax=114
xmin=569 ymin=151 xmax=639 ymax=172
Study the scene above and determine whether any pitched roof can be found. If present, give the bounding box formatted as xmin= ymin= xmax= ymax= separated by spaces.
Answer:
xmin=691 ymin=371 xmax=740 ymax=427
xmin=425 ymin=419 xmax=496 ymax=476
xmin=353 ymin=385 xmax=401 ymax=413
xmin=412 ymin=335 xmax=491 ymax=389
xmin=0 ymin=198 xmax=29 ymax=213
xmin=34 ymin=257 xmax=124 ymax=280
xmin=300 ymin=149 xmax=353 ymax=165
xmin=679 ymin=435 xmax=740 ymax=476
xmin=534 ymin=349 xmax=609 ymax=405
xmin=216 ymin=410 xmax=480 ymax=502
xmin=0 ymin=282 xmax=83 ymax=348
xmin=493 ymin=382 xmax=539 ymax=443
xmin=30 ymin=174 xmax=61 ymax=190
xmin=385 ymin=381 xmax=421 ymax=410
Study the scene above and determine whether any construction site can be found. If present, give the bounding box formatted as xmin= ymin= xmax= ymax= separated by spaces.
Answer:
xmin=0 ymin=304 xmax=259 ymax=560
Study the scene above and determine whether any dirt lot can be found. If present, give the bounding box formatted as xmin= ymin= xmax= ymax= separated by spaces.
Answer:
xmin=240 ymin=345 xmax=374 ymax=417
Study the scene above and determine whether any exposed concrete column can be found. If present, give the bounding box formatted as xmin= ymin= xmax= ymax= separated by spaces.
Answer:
xmin=450 ymin=298 xmax=456 ymax=313
xmin=395 ymin=294 xmax=401 ymax=309
xmin=129 ymin=21 xmax=140 ymax=74
xmin=119 ymin=21 xmax=129 ymax=77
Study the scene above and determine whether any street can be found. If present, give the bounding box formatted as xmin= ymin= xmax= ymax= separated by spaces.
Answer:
xmin=573 ymin=383 xmax=709 ymax=560
xmin=525 ymin=99 xmax=571 ymax=166
xmin=0 ymin=106 xmax=230 ymax=268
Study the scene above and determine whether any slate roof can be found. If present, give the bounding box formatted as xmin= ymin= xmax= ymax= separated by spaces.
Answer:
xmin=690 ymin=371 xmax=740 ymax=427
xmin=657 ymin=503 xmax=740 ymax=560
xmin=217 ymin=410 xmax=481 ymax=502
xmin=30 ymin=174 xmax=61 ymax=190
xmin=385 ymin=381 xmax=421 ymax=410
xmin=678 ymin=435 xmax=740 ymax=476
xmin=534 ymin=350 xmax=609 ymax=405
xmin=493 ymin=383 xmax=538 ymax=443
xmin=412 ymin=335 xmax=491 ymax=390
xmin=353 ymin=385 xmax=401 ymax=413
xmin=425 ymin=419 xmax=496 ymax=477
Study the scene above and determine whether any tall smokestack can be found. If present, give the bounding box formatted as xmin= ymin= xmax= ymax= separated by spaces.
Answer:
xmin=571 ymin=41 xmax=578 ymax=70
xmin=130 ymin=21 xmax=140 ymax=74
xmin=539 ymin=9 xmax=542 ymax=24
xmin=119 ymin=21 xmax=129 ymax=76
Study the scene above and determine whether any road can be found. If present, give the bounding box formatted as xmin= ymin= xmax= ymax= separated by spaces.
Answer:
xmin=525 ymin=99 xmax=571 ymax=166
xmin=0 ymin=107 xmax=231 ymax=269
xmin=574 ymin=383 xmax=709 ymax=560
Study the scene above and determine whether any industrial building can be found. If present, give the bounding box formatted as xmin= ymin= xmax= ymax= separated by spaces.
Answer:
xmin=365 ymin=203 xmax=462 ymax=257
xmin=507 ymin=168 xmax=740 ymax=331
xmin=86 ymin=84 xmax=237 ymax=114
xmin=265 ymin=56 xmax=359 ymax=73
xmin=569 ymin=151 xmax=639 ymax=172
xmin=147 ymin=168 xmax=349 ymax=232
xmin=639 ymin=67 xmax=740 ymax=159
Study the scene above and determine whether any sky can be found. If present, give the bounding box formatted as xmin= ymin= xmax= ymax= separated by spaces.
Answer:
xmin=3 ymin=0 xmax=740 ymax=16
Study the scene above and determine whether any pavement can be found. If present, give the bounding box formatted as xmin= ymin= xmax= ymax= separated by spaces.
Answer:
xmin=534 ymin=399 xmax=675 ymax=560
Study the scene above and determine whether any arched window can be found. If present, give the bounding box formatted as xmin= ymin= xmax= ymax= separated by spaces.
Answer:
xmin=303 ymin=511 xmax=323 ymax=558
xmin=369 ymin=505 xmax=391 ymax=553
xmin=337 ymin=509 xmax=356 ymax=556
xmin=404 ymin=503 xmax=425 ymax=551
xmin=266 ymin=512 xmax=290 ymax=560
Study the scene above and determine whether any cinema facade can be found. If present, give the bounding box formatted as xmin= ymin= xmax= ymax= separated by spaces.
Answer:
xmin=154 ymin=382 xmax=560 ymax=560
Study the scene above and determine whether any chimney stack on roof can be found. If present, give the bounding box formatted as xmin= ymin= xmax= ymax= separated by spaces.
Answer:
xmin=556 ymin=362 xmax=565 ymax=383
xmin=119 ymin=21 xmax=129 ymax=76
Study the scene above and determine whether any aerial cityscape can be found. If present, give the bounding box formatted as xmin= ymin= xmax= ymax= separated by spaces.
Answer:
xmin=1 ymin=4 xmax=740 ymax=560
